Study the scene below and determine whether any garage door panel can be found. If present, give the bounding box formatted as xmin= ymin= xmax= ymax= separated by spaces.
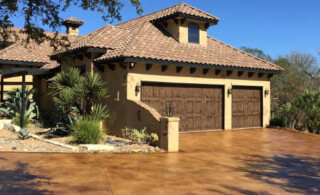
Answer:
xmin=232 ymin=87 xmax=262 ymax=129
xmin=142 ymin=83 xmax=223 ymax=132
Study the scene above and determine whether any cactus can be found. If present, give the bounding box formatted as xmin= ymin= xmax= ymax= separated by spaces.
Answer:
xmin=0 ymin=88 xmax=39 ymax=125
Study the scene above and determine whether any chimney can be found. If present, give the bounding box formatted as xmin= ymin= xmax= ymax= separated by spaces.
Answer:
xmin=62 ymin=17 xmax=84 ymax=36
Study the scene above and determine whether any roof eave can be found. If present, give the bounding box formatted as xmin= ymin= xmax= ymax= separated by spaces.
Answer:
xmin=151 ymin=13 xmax=219 ymax=25
xmin=0 ymin=59 xmax=45 ymax=66
xmin=50 ymin=47 xmax=107 ymax=60
xmin=121 ymin=57 xmax=282 ymax=74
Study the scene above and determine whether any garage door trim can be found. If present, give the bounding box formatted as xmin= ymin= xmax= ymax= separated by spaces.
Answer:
xmin=141 ymin=81 xmax=225 ymax=132
xmin=231 ymin=85 xmax=263 ymax=129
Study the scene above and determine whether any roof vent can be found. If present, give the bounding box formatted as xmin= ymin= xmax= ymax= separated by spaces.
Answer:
xmin=62 ymin=17 xmax=84 ymax=36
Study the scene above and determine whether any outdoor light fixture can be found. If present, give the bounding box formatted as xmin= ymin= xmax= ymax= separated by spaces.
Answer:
xmin=166 ymin=104 xmax=174 ymax=117
xmin=265 ymin=89 xmax=270 ymax=96
xmin=130 ymin=62 xmax=135 ymax=68
xmin=135 ymin=82 xmax=141 ymax=93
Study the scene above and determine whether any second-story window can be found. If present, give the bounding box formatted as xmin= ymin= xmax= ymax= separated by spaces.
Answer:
xmin=188 ymin=23 xmax=200 ymax=43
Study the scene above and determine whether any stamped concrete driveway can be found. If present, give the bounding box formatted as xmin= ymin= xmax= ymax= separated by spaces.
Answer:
xmin=0 ymin=128 xmax=320 ymax=194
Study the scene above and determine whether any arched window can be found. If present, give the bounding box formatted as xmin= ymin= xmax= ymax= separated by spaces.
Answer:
xmin=188 ymin=23 xmax=200 ymax=43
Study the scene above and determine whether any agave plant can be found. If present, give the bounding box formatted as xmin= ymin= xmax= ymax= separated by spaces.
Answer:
xmin=18 ymin=128 xmax=30 ymax=140
xmin=0 ymin=88 xmax=39 ymax=126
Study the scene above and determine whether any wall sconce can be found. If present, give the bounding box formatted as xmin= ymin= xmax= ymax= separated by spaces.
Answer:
xmin=227 ymin=87 xmax=232 ymax=96
xmin=265 ymin=89 xmax=270 ymax=96
xmin=135 ymin=82 xmax=141 ymax=93
xmin=166 ymin=104 xmax=174 ymax=117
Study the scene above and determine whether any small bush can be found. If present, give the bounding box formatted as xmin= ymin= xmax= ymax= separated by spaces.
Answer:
xmin=70 ymin=119 xmax=102 ymax=144
xmin=122 ymin=127 xmax=159 ymax=145
xmin=270 ymin=116 xmax=285 ymax=127
xmin=12 ymin=114 xmax=32 ymax=127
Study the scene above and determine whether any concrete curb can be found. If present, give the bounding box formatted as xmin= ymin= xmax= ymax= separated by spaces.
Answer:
xmin=3 ymin=123 xmax=79 ymax=151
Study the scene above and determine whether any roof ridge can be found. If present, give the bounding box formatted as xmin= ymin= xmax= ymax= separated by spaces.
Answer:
xmin=207 ymin=36 xmax=283 ymax=70
xmin=177 ymin=2 xmax=220 ymax=20
xmin=116 ymin=3 xmax=181 ymax=27
xmin=121 ymin=20 xmax=150 ymax=56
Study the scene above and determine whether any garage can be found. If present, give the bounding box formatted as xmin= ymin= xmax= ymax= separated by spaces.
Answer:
xmin=141 ymin=82 xmax=224 ymax=132
xmin=232 ymin=86 xmax=263 ymax=129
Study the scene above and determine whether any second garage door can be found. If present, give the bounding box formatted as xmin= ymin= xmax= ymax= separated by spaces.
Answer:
xmin=141 ymin=82 xmax=224 ymax=132
xmin=232 ymin=86 xmax=262 ymax=129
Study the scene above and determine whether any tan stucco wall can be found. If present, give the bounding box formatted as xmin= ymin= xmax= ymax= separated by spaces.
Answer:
xmin=126 ymin=63 xmax=271 ymax=130
xmin=162 ymin=19 xmax=208 ymax=46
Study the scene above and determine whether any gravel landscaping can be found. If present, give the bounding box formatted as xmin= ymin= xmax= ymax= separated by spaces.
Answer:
xmin=0 ymin=126 xmax=164 ymax=153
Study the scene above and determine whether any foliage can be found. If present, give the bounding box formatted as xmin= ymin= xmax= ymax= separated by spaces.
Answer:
xmin=122 ymin=127 xmax=159 ymax=145
xmin=0 ymin=88 xmax=39 ymax=126
xmin=87 ymin=104 xmax=109 ymax=122
xmin=240 ymin=46 xmax=273 ymax=62
xmin=17 ymin=128 xmax=30 ymax=140
xmin=12 ymin=113 xmax=32 ymax=127
xmin=49 ymin=67 xmax=108 ymax=128
xmin=277 ymin=91 xmax=320 ymax=134
xmin=0 ymin=0 xmax=143 ymax=49
xmin=70 ymin=119 xmax=102 ymax=144
xmin=269 ymin=116 xmax=285 ymax=127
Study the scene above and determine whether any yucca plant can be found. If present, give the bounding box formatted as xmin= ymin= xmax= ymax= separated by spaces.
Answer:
xmin=49 ymin=67 xmax=109 ymax=130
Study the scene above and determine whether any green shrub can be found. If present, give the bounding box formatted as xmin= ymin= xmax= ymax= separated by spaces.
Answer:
xmin=122 ymin=127 xmax=159 ymax=145
xmin=70 ymin=119 xmax=102 ymax=144
xmin=270 ymin=116 xmax=285 ymax=127
xmin=12 ymin=114 xmax=32 ymax=127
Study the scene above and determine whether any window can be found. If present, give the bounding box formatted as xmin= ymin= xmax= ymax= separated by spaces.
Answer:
xmin=188 ymin=23 xmax=200 ymax=43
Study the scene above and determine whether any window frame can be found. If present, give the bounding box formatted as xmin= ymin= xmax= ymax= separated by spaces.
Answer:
xmin=188 ymin=23 xmax=200 ymax=44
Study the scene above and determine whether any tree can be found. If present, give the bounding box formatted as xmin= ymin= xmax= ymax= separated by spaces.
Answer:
xmin=289 ymin=52 xmax=320 ymax=90
xmin=0 ymin=0 xmax=143 ymax=49
xmin=239 ymin=46 xmax=273 ymax=62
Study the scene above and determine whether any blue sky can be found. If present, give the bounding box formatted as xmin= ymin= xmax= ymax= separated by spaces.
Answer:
xmin=11 ymin=0 xmax=320 ymax=59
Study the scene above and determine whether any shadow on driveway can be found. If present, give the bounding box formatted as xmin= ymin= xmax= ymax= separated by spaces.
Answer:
xmin=235 ymin=154 xmax=320 ymax=194
xmin=0 ymin=157 xmax=53 ymax=194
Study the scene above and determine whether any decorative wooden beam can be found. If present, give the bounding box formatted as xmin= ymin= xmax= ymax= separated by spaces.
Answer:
xmin=248 ymin=72 xmax=254 ymax=77
xmin=96 ymin=65 xmax=104 ymax=72
xmin=181 ymin=19 xmax=186 ymax=25
xmin=77 ymin=54 xmax=83 ymax=61
xmin=190 ymin=67 xmax=196 ymax=74
xmin=215 ymin=70 xmax=221 ymax=75
xmin=176 ymin=66 xmax=182 ymax=73
xmin=258 ymin=73 xmax=264 ymax=78
xmin=119 ymin=63 xmax=126 ymax=69
xmin=227 ymin=70 xmax=233 ymax=76
xmin=163 ymin=22 xmax=168 ymax=28
xmin=146 ymin=64 xmax=152 ymax=71
xmin=268 ymin=74 xmax=273 ymax=79
xmin=85 ymin=53 xmax=91 ymax=59
xmin=203 ymin=69 xmax=209 ymax=75
xmin=107 ymin=64 xmax=115 ymax=71
xmin=162 ymin=65 xmax=168 ymax=72
xmin=204 ymin=23 xmax=210 ymax=30
xmin=238 ymin=71 xmax=243 ymax=77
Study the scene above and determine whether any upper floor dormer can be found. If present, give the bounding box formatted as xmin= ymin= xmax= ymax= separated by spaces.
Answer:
xmin=151 ymin=3 xmax=219 ymax=46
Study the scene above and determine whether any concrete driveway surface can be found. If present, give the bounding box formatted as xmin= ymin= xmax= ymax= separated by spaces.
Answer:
xmin=0 ymin=128 xmax=319 ymax=194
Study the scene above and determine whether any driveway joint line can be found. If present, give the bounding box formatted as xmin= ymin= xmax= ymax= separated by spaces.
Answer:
xmin=98 ymin=154 xmax=114 ymax=195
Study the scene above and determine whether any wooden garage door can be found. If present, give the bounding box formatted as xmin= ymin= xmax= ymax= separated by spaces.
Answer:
xmin=232 ymin=86 xmax=262 ymax=129
xmin=141 ymin=82 xmax=223 ymax=132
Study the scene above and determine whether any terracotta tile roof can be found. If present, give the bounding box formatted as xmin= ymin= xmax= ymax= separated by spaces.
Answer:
xmin=0 ymin=27 xmax=79 ymax=69
xmin=52 ymin=25 xmax=131 ymax=55
xmin=90 ymin=3 xmax=282 ymax=71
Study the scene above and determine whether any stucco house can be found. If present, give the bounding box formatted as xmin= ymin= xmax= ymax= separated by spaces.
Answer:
xmin=0 ymin=3 xmax=282 ymax=150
